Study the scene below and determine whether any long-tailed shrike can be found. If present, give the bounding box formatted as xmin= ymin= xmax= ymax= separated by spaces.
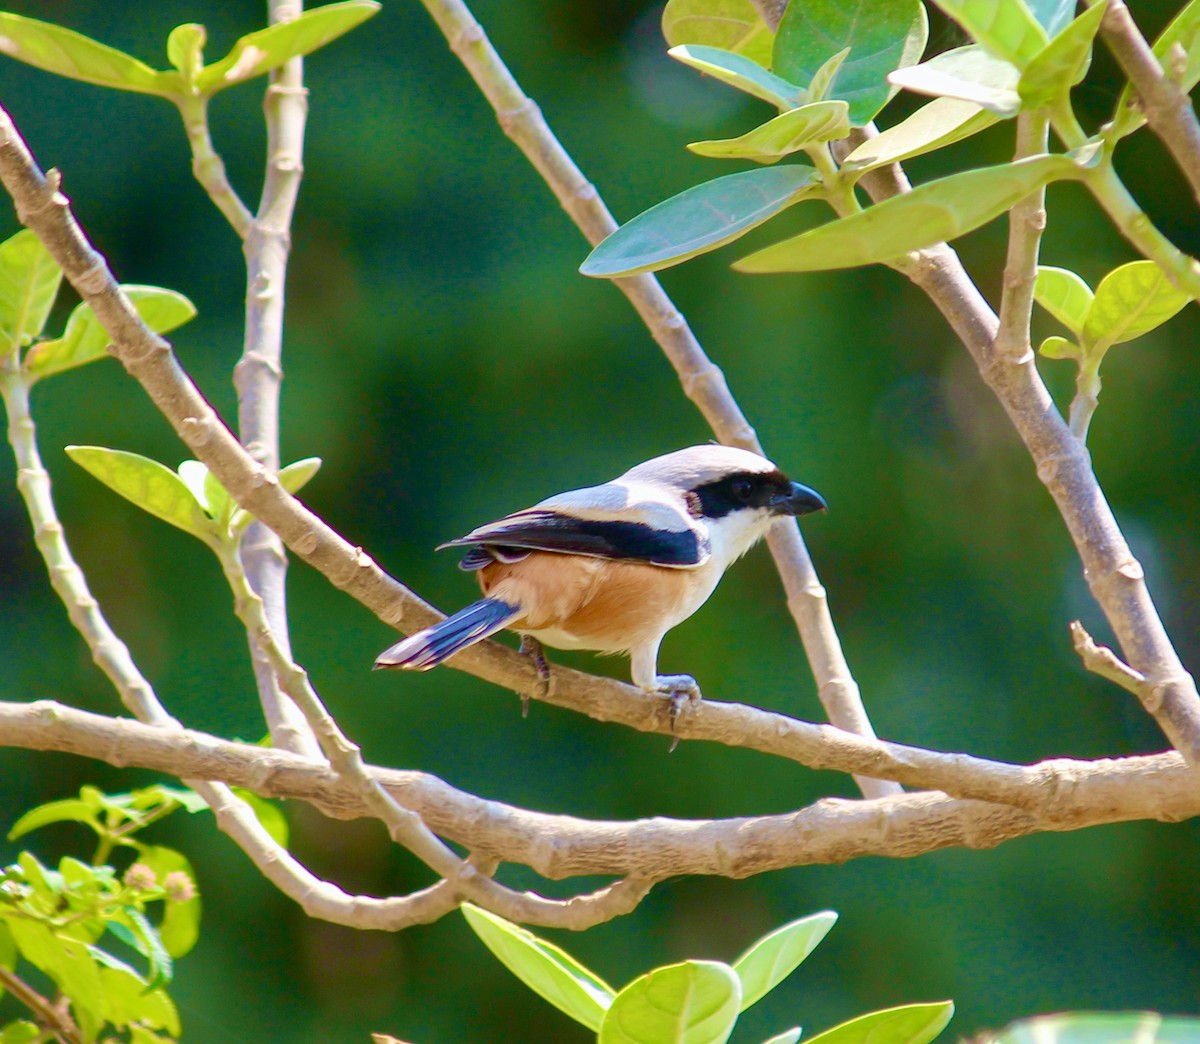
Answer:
xmin=375 ymin=445 xmax=826 ymax=725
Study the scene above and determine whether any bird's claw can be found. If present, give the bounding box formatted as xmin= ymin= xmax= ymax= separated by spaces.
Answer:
xmin=654 ymin=674 xmax=702 ymax=752
xmin=519 ymin=635 xmax=551 ymax=718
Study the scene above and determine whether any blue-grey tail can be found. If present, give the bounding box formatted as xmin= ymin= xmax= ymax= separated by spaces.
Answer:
xmin=374 ymin=598 xmax=520 ymax=671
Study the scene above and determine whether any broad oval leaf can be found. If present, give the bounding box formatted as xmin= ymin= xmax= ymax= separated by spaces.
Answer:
xmin=773 ymin=0 xmax=928 ymax=125
xmin=1018 ymin=0 xmax=1107 ymax=109
xmin=461 ymin=904 xmax=615 ymax=1032
xmin=688 ymin=101 xmax=850 ymax=162
xmin=932 ymin=0 xmax=1048 ymax=69
xmin=197 ymin=1 xmax=383 ymax=94
xmin=8 ymin=799 xmax=99 ymax=840
xmin=599 ymin=960 xmax=741 ymax=1044
xmin=1039 ymin=335 xmax=1081 ymax=359
xmin=668 ymin=44 xmax=806 ymax=108
xmin=0 ymin=229 xmax=62 ymax=353
xmin=996 ymin=1012 xmax=1200 ymax=1044
xmin=841 ymin=97 xmax=998 ymax=175
xmin=763 ymin=1031 xmax=803 ymax=1044
xmin=662 ymin=0 xmax=774 ymax=68
xmin=1083 ymin=260 xmax=1191 ymax=347
xmin=1111 ymin=1 xmax=1200 ymax=138
xmin=582 ymin=166 xmax=821 ymax=278
xmin=0 ymin=12 xmax=175 ymax=96
xmin=25 ymin=285 xmax=196 ymax=381
xmin=733 ymin=910 xmax=837 ymax=1011
xmin=65 ymin=445 xmax=215 ymax=542
xmin=1034 ymin=265 xmax=1094 ymax=333
xmin=735 ymin=152 xmax=1083 ymax=273
xmin=805 ymin=1002 xmax=955 ymax=1044
xmin=888 ymin=45 xmax=1021 ymax=116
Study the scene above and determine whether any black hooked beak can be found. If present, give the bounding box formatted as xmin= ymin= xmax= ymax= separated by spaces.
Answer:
xmin=771 ymin=481 xmax=827 ymax=517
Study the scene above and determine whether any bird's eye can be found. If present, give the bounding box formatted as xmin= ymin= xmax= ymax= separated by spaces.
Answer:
xmin=732 ymin=479 xmax=754 ymax=502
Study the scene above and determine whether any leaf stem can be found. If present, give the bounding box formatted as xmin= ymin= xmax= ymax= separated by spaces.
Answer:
xmin=1068 ymin=353 xmax=1104 ymax=442
xmin=175 ymin=95 xmax=253 ymax=238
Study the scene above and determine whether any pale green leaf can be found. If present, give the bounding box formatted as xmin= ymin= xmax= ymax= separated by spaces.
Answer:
xmin=661 ymin=0 xmax=774 ymax=68
xmin=773 ymin=0 xmax=928 ymax=125
xmin=807 ymin=47 xmax=851 ymax=104
xmin=136 ymin=846 xmax=201 ymax=960
xmin=733 ymin=910 xmax=837 ymax=1011
xmin=888 ymin=45 xmax=1021 ymax=116
xmin=462 ymin=904 xmax=614 ymax=1031
xmin=24 ymin=285 xmax=196 ymax=381
xmin=1018 ymin=0 xmax=1107 ymax=109
xmin=65 ymin=446 xmax=215 ymax=542
xmin=1112 ymin=1 xmax=1200 ymax=137
xmin=7 ymin=920 xmax=104 ymax=1040
xmin=176 ymin=460 xmax=212 ymax=515
xmin=166 ymin=23 xmax=206 ymax=80
xmin=231 ymin=787 xmax=289 ymax=848
xmin=1083 ymin=260 xmax=1191 ymax=348
xmin=0 ymin=230 xmax=62 ymax=353
xmin=688 ymin=101 xmax=850 ymax=162
xmin=0 ymin=1022 xmax=40 ymax=1044
xmin=0 ymin=12 xmax=176 ymax=96
xmin=582 ymin=166 xmax=821 ymax=278
xmin=931 ymin=0 xmax=1048 ymax=68
xmin=763 ymin=1031 xmax=803 ymax=1044
xmin=197 ymin=1 xmax=382 ymax=94
xmin=1034 ymin=265 xmax=1094 ymax=334
xmin=203 ymin=467 xmax=234 ymax=524
xmin=668 ymin=44 xmax=806 ymax=108
xmin=805 ymin=1002 xmax=955 ymax=1044
xmin=278 ymin=456 xmax=323 ymax=495
xmin=996 ymin=1012 xmax=1200 ymax=1044
xmin=1027 ymin=0 xmax=1076 ymax=37
xmin=736 ymin=153 xmax=1083 ymax=273
xmin=599 ymin=960 xmax=741 ymax=1044
xmin=841 ymin=97 xmax=998 ymax=175
xmin=8 ymin=798 xmax=99 ymax=839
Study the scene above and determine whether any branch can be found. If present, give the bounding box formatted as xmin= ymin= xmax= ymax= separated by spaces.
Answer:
xmin=0 ymin=964 xmax=82 ymax=1044
xmin=419 ymin=0 xmax=897 ymax=799
xmin=0 ymin=699 xmax=1196 ymax=881
xmin=1099 ymin=0 xmax=1200 ymax=207
xmin=1071 ymin=620 xmax=1147 ymax=697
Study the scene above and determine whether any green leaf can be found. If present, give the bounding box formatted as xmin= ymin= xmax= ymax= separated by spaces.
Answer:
xmin=763 ymin=1031 xmax=803 ymax=1044
xmin=65 ymin=445 xmax=216 ymax=542
xmin=136 ymin=847 xmax=201 ymax=960
xmin=7 ymin=920 xmax=105 ymax=1040
xmin=1018 ymin=0 xmax=1107 ymax=109
xmin=0 ymin=230 xmax=62 ymax=354
xmin=114 ymin=906 xmax=173 ymax=989
xmin=688 ymin=101 xmax=850 ymax=162
xmin=805 ymin=1002 xmax=955 ymax=1044
xmin=735 ymin=152 xmax=1084 ymax=273
xmin=668 ymin=44 xmax=806 ymax=108
xmin=1082 ymin=260 xmax=1191 ymax=348
xmin=278 ymin=456 xmax=323 ymax=495
xmin=931 ymin=0 xmax=1048 ymax=69
xmin=1111 ymin=1 xmax=1200 ymax=138
xmin=1027 ymin=0 xmax=1076 ymax=37
xmin=93 ymin=961 xmax=178 ymax=1033
xmin=996 ymin=1013 xmax=1200 ymax=1044
xmin=16 ymin=852 xmax=61 ymax=912
xmin=733 ymin=910 xmax=837 ymax=1011
xmin=25 ymin=285 xmax=196 ymax=381
xmin=1034 ymin=265 xmax=1094 ymax=334
xmin=461 ymin=903 xmax=614 ymax=1031
xmin=582 ymin=166 xmax=821 ymax=278
xmin=8 ymin=798 xmax=100 ymax=840
xmin=599 ymin=960 xmax=741 ymax=1044
xmin=197 ymin=1 xmax=382 ymax=94
xmin=0 ymin=12 xmax=176 ymax=96
xmin=841 ymin=97 xmax=998 ymax=175
xmin=166 ymin=23 xmax=206 ymax=79
xmin=806 ymin=48 xmax=851 ymax=105
xmin=661 ymin=0 xmax=774 ymax=68
xmin=888 ymin=45 xmax=1021 ymax=116
xmin=1039 ymin=335 xmax=1082 ymax=359
xmin=231 ymin=788 xmax=289 ymax=848
xmin=133 ymin=784 xmax=209 ymax=815
xmin=773 ymin=0 xmax=928 ymax=125
xmin=0 ymin=1022 xmax=40 ymax=1044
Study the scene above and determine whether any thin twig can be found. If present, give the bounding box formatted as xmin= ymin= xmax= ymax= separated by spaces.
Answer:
xmin=1099 ymin=0 xmax=1200 ymax=207
xmin=0 ymin=965 xmax=82 ymax=1044
xmin=420 ymin=0 xmax=898 ymax=799
xmin=1070 ymin=620 xmax=1147 ymax=697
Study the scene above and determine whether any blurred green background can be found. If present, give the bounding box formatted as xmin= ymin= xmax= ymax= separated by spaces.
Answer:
xmin=1 ymin=1 xmax=1198 ymax=1040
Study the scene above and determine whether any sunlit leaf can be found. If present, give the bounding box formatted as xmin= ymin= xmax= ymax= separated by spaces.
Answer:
xmin=1083 ymin=260 xmax=1191 ymax=347
xmin=231 ymin=788 xmax=289 ymax=848
xmin=662 ymin=0 xmax=774 ymax=68
xmin=888 ymin=45 xmax=1021 ymax=116
xmin=0 ymin=230 xmax=62 ymax=354
xmin=582 ymin=166 xmax=821 ymax=278
xmin=841 ymin=97 xmax=998 ymax=175
xmin=668 ymin=44 xmax=806 ymax=108
xmin=8 ymin=798 xmax=100 ymax=840
xmin=1111 ymin=0 xmax=1200 ymax=138
xmin=278 ymin=456 xmax=323 ymax=495
xmin=996 ymin=1012 xmax=1200 ymax=1044
xmin=462 ymin=904 xmax=615 ymax=1031
xmin=736 ymin=153 xmax=1084 ymax=273
xmin=806 ymin=47 xmax=851 ymax=105
xmin=65 ymin=446 xmax=216 ymax=543
xmin=599 ymin=960 xmax=741 ymax=1044
xmin=1018 ymin=0 xmax=1107 ymax=109
xmin=136 ymin=846 xmax=201 ymax=960
xmin=733 ymin=910 xmax=837 ymax=1011
xmin=0 ymin=12 xmax=176 ymax=96
xmin=931 ymin=0 xmax=1048 ymax=68
xmin=688 ymin=101 xmax=850 ymax=162
xmin=166 ymin=23 xmax=206 ymax=80
xmin=24 ymin=285 xmax=196 ymax=381
xmin=7 ymin=920 xmax=104 ymax=1040
xmin=773 ymin=0 xmax=928 ymax=125
xmin=197 ymin=1 xmax=382 ymax=94
xmin=805 ymin=1002 xmax=955 ymax=1044
xmin=1034 ymin=265 xmax=1094 ymax=334
xmin=0 ymin=1021 xmax=39 ymax=1044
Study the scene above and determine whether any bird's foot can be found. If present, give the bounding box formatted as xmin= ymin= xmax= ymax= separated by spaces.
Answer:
xmin=518 ymin=635 xmax=551 ymax=718
xmin=652 ymin=674 xmax=702 ymax=752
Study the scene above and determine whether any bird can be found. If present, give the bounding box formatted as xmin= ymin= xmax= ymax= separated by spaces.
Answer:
xmin=374 ymin=445 xmax=826 ymax=733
